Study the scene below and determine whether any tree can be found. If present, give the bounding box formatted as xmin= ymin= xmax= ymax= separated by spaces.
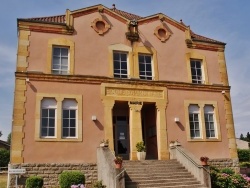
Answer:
xmin=0 ymin=131 xmax=2 ymax=138
xmin=247 ymin=132 xmax=250 ymax=142
xmin=240 ymin=133 xmax=244 ymax=140
xmin=7 ymin=133 xmax=11 ymax=145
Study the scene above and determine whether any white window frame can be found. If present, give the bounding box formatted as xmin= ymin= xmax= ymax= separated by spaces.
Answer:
xmin=62 ymin=99 xmax=78 ymax=138
xmin=188 ymin=104 xmax=201 ymax=139
xmin=204 ymin=105 xmax=216 ymax=138
xmin=138 ymin=54 xmax=153 ymax=80
xmin=113 ymin=51 xmax=129 ymax=78
xmin=52 ymin=46 xmax=69 ymax=74
xmin=40 ymin=98 xmax=57 ymax=138
xmin=190 ymin=59 xmax=204 ymax=84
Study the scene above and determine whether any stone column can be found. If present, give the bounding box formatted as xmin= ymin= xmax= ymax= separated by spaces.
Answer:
xmin=156 ymin=102 xmax=169 ymax=160
xmin=129 ymin=101 xmax=143 ymax=160
xmin=102 ymin=100 xmax=115 ymax=151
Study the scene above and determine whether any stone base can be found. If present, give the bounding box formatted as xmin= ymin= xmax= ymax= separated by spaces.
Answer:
xmin=9 ymin=163 xmax=97 ymax=188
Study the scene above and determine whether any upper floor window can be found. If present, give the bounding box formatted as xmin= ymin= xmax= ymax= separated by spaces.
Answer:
xmin=204 ymin=105 xmax=215 ymax=138
xmin=188 ymin=104 xmax=201 ymax=138
xmin=190 ymin=59 xmax=203 ymax=84
xmin=139 ymin=54 xmax=152 ymax=80
xmin=52 ymin=47 xmax=69 ymax=74
xmin=41 ymin=98 xmax=57 ymax=138
xmin=113 ymin=51 xmax=128 ymax=78
xmin=62 ymin=99 xmax=77 ymax=138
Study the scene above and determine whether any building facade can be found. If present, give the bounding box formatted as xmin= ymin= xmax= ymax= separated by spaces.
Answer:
xmin=11 ymin=4 xmax=238 ymax=165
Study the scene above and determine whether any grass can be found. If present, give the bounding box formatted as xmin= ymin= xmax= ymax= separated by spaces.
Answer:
xmin=0 ymin=174 xmax=7 ymax=187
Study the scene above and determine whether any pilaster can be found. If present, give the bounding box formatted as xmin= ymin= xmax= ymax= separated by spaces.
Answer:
xmin=224 ymin=92 xmax=238 ymax=159
xmin=218 ymin=51 xmax=229 ymax=86
xmin=156 ymin=102 xmax=169 ymax=160
xmin=129 ymin=102 xmax=143 ymax=160
xmin=102 ymin=100 xmax=115 ymax=151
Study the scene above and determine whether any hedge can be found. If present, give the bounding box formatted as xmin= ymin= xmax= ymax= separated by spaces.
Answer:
xmin=0 ymin=149 xmax=10 ymax=167
xmin=238 ymin=149 xmax=250 ymax=162
xmin=25 ymin=176 xmax=43 ymax=188
xmin=59 ymin=171 xmax=85 ymax=188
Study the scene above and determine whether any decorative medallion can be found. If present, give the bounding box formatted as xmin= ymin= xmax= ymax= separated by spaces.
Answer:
xmin=154 ymin=25 xmax=171 ymax=42
xmin=91 ymin=18 xmax=111 ymax=35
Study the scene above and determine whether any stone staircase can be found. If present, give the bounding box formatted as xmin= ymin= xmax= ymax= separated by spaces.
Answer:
xmin=123 ymin=159 xmax=208 ymax=188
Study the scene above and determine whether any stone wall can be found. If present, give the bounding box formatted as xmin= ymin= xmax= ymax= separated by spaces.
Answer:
xmin=9 ymin=163 xmax=97 ymax=188
xmin=209 ymin=158 xmax=239 ymax=172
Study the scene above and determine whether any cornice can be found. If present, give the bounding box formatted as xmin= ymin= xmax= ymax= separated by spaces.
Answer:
xmin=18 ymin=21 xmax=74 ymax=35
xmin=16 ymin=72 xmax=230 ymax=93
xmin=186 ymin=39 xmax=225 ymax=52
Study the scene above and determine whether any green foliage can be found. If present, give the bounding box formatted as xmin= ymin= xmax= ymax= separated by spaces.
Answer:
xmin=92 ymin=180 xmax=106 ymax=188
xmin=240 ymin=162 xmax=250 ymax=168
xmin=221 ymin=168 xmax=234 ymax=175
xmin=0 ymin=149 xmax=10 ymax=167
xmin=59 ymin=171 xmax=85 ymax=188
xmin=238 ymin=149 xmax=250 ymax=162
xmin=136 ymin=141 xmax=146 ymax=152
xmin=239 ymin=132 xmax=250 ymax=142
xmin=7 ymin=133 xmax=11 ymax=144
xmin=210 ymin=166 xmax=250 ymax=188
xmin=25 ymin=176 xmax=43 ymax=188
xmin=0 ymin=131 xmax=2 ymax=137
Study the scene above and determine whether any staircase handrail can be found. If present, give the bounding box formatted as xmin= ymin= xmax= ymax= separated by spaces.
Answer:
xmin=97 ymin=147 xmax=125 ymax=188
xmin=170 ymin=145 xmax=211 ymax=188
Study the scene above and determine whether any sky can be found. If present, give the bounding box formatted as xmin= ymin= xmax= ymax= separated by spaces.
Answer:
xmin=0 ymin=0 xmax=249 ymax=141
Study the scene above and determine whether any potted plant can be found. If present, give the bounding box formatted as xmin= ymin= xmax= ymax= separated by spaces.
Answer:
xmin=200 ymin=156 xmax=209 ymax=166
xmin=136 ymin=141 xmax=146 ymax=160
xmin=114 ymin=156 xmax=123 ymax=169
xmin=169 ymin=141 xmax=175 ymax=148
xmin=100 ymin=139 xmax=109 ymax=147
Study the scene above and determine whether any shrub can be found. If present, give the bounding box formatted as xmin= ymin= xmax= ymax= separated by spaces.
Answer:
xmin=92 ymin=180 xmax=106 ymax=188
xmin=240 ymin=162 xmax=250 ymax=168
xmin=25 ymin=176 xmax=43 ymax=188
xmin=59 ymin=171 xmax=85 ymax=188
xmin=136 ymin=141 xmax=146 ymax=152
xmin=0 ymin=149 xmax=10 ymax=167
xmin=237 ymin=149 xmax=250 ymax=162
xmin=221 ymin=168 xmax=234 ymax=175
xmin=211 ymin=166 xmax=250 ymax=188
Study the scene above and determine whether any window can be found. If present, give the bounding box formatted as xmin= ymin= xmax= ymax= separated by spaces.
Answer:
xmin=62 ymin=99 xmax=77 ymax=138
xmin=35 ymin=93 xmax=82 ymax=142
xmin=188 ymin=105 xmax=201 ymax=138
xmin=113 ymin=51 xmax=128 ymax=78
xmin=41 ymin=98 xmax=56 ymax=137
xmin=52 ymin=47 xmax=69 ymax=74
xmin=190 ymin=59 xmax=202 ymax=84
xmin=139 ymin=54 xmax=152 ymax=80
xmin=204 ymin=105 xmax=215 ymax=138
xmin=184 ymin=100 xmax=221 ymax=141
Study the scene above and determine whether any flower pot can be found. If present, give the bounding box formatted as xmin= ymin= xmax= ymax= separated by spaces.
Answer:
xmin=115 ymin=163 xmax=122 ymax=169
xmin=100 ymin=143 xmax=108 ymax=147
xmin=137 ymin=152 xmax=146 ymax=160
xmin=201 ymin=161 xmax=208 ymax=166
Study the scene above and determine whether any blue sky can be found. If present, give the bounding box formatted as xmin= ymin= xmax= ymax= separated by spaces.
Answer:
xmin=0 ymin=0 xmax=249 ymax=140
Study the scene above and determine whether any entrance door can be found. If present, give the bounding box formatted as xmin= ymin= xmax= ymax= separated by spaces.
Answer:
xmin=114 ymin=116 xmax=129 ymax=160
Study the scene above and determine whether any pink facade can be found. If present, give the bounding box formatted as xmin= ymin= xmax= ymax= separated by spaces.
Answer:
xmin=12 ymin=4 xmax=237 ymax=164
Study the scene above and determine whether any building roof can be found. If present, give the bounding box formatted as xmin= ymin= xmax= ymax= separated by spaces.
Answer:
xmin=18 ymin=4 xmax=224 ymax=45
xmin=0 ymin=140 xmax=10 ymax=149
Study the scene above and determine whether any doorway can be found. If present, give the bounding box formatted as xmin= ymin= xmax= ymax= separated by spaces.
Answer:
xmin=113 ymin=102 xmax=130 ymax=160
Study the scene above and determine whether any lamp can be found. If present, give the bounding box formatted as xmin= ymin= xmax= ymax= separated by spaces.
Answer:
xmin=174 ymin=117 xmax=180 ymax=123
xmin=92 ymin=115 xmax=97 ymax=121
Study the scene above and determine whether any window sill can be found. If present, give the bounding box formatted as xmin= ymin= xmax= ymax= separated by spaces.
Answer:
xmin=35 ymin=138 xmax=82 ymax=142
xmin=188 ymin=138 xmax=221 ymax=142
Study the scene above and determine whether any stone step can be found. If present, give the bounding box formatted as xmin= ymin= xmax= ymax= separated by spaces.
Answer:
xmin=126 ymin=184 xmax=206 ymax=188
xmin=126 ymin=179 xmax=203 ymax=187
xmin=124 ymin=160 xmax=208 ymax=188
xmin=125 ymin=174 xmax=195 ymax=180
